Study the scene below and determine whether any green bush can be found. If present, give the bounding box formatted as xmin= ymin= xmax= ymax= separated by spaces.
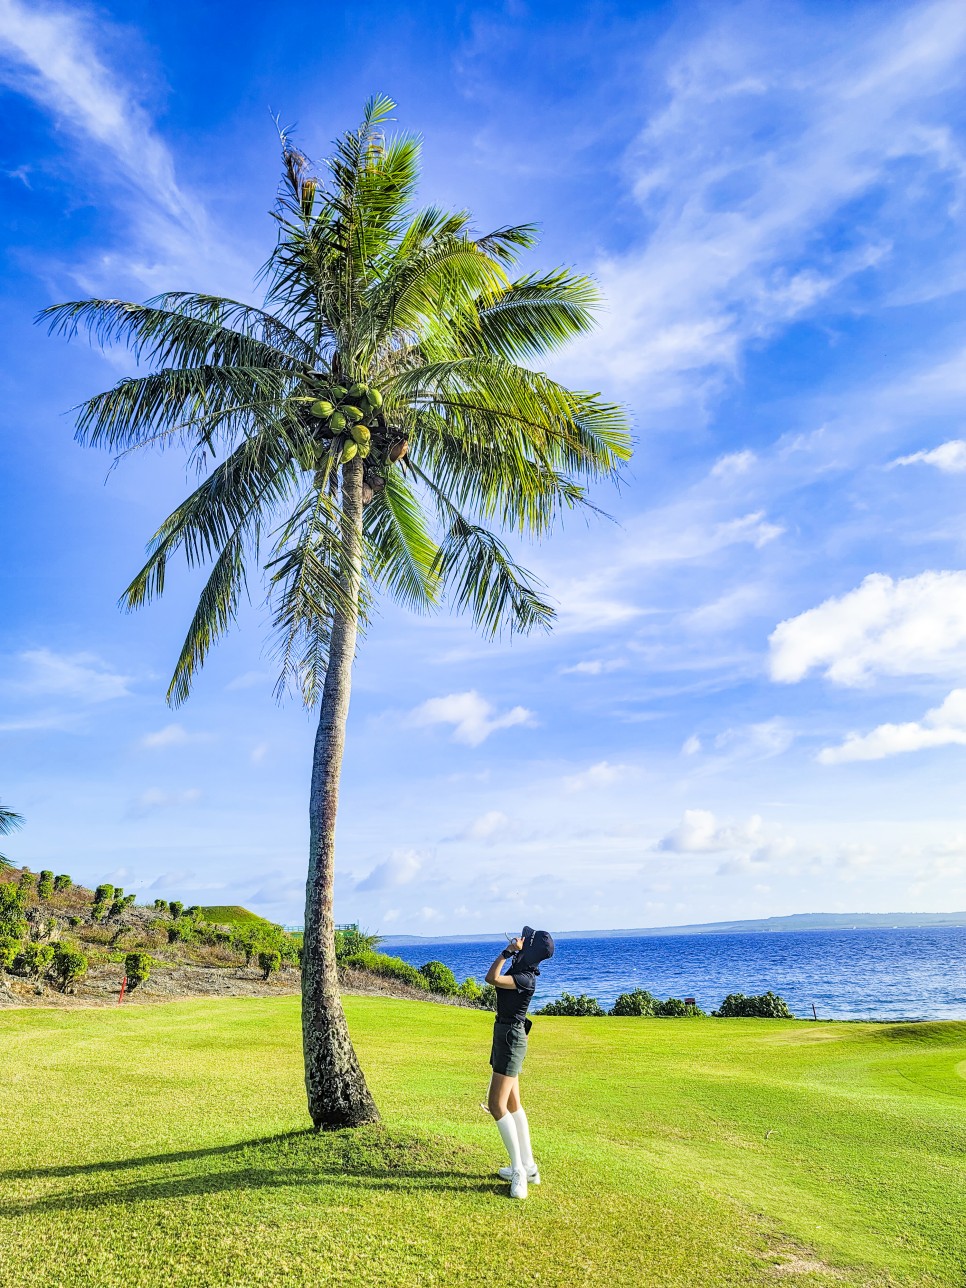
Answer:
xmin=0 ymin=884 xmax=27 ymax=940
xmin=334 ymin=926 xmax=382 ymax=959
xmin=713 ymin=991 xmax=793 ymax=1018
xmin=167 ymin=918 xmax=195 ymax=944
xmin=0 ymin=936 xmax=20 ymax=970
xmin=457 ymin=975 xmax=484 ymax=1003
xmin=153 ymin=899 xmax=169 ymax=914
xmin=168 ymin=900 xmax=184 ymax=920
xmin=258 ymin=950 xmax=282 ymax=980
xmin=94 ymin=884 xmax=114 ymax=905
xmin=609 ymin=988 xmax=659 ymax=1017
xmin=124 ymin=952 xmax=151 ymax=989
xmin=17 ymin=871 xmax=35 ymax=897
xmin=419 ymin=960 xmax=458 ymax=995
xmin=18 ymin=943 xmax=55 ymax=978
xmin=341 ymin=951 xmax=429 ymax=990
xmin=37 ymin=871 xmax=54 ymax=900
xmin=53 ymin=874 xmax=71 ymax=892
xmin=537 ymin=992 xmax=605 ymax=1017
xmin=653 ymin=996 xmax=705 ymax=1017
xmin=52 ymin=946 xmax=88 ymax=992
xmin=479 ymin=983 xmax=497 ymax=1011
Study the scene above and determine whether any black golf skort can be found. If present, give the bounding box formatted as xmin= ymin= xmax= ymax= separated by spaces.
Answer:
xmin=490 ymin=1019 xmax=528 ymax=1076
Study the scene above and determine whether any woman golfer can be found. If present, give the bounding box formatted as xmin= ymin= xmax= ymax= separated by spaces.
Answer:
xmin=484 ymin=924 xmax=555 ymax=1199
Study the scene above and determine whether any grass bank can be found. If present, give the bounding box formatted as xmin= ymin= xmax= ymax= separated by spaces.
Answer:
xmin=0 ymin=999 xmax=963 ymax=1286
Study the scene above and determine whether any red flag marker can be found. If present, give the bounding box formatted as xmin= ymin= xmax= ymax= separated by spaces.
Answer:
xmin=118 ymin=975 xmax=128 ymax=1005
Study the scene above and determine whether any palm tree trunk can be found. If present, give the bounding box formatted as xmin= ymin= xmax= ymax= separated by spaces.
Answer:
xmin=302 ymin=454 xmax=380 ymax=1129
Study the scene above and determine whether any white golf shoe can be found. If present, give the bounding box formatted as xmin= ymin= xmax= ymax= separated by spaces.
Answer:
xmin=498 ymin=1163 xmax=540 ymax=1184
xmin=509 ymin=1167 xmax=528 ymax=1199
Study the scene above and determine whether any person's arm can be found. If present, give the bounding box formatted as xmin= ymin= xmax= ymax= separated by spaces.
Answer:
xmin=485 ymin=936 xmax=523 ymax=989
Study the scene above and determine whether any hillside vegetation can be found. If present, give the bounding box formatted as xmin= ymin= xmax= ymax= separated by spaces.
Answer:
xmin=1 ymin=997 xmax=963 ymax=1287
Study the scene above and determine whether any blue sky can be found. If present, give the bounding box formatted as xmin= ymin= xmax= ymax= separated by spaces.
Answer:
xmin=3 ymin=0 xmax=966 ymax=933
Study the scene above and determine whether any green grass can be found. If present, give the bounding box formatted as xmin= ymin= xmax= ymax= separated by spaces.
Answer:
xmin=1 ymin=1000 xmax=964 ymax=1287
xmin=197 ymin=905 xmax=274 ymax=928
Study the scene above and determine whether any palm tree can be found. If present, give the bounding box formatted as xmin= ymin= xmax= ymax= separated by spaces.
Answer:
xmin=0 ymin=803 xmax=24 ymax=869
xmin=41 ymin=97 xmax=632 ymax=1128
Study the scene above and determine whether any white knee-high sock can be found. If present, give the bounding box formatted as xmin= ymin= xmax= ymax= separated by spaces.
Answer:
xmin=511 ymin=1108 xmax=534 ymax=1169
xmin=496 ymin=1112 xmax=523 ymax=1171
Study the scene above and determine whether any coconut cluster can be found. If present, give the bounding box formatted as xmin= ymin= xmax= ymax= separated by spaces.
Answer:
xmin=298 ymin=380 xmax=408 ymax=478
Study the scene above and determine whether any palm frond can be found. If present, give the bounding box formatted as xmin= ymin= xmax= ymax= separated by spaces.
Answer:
xmin=363 ymin=468 xmax=440 ymax=611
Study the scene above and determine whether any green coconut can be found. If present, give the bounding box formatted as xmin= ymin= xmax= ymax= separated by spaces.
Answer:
xmin=341 ymin=440 xmax=358 ymax=463
xmin=343 ymin=405 xmax=364 ymax=423
xmin=329 ymin=385 xmax=347 ymax=401
xmin=365 ymin=388 xmax=383 ymax=409
xmin=350 ymin=424 xmax=371 ymax=446
xmin=309 ymin=399 xmax=334 ymax=418
xmin=357 ymin=441 xmax=371 ymax=459
xmin=329 ymin=411 xmax=347 ymax=431
xmin=348 ymin=382 xmax=368 ymax=398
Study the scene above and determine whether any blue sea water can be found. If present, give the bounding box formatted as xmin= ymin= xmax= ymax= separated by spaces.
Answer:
xmin=386 ymin=927 xmax=966 ymax=1021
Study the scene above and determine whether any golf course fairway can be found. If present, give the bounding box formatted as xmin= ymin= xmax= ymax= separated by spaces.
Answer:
xmin=1 ymin=997 xmax=963 ymax=1286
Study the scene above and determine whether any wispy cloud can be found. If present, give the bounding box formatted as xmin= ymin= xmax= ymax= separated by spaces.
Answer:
xmin=355 ymin=849 xmax=424 ymax=893
xmin=0 ymin=0 xmax=251 ymax=293
xmin=9 ymin=648 xmax=133 ymax=702
xmin=126 ymin=787 xmax=202 ymax=818
xmin=569 ymin=1 xmax=966 ymax=414
xmin=140 ymin=723 xmax=209 ymax=750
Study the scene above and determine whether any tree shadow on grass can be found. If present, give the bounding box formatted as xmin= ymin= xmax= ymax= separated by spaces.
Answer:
xmin=0 ymin=1127 xmax=504 ymax=1218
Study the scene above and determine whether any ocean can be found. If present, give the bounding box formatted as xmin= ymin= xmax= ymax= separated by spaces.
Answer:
xmin=385 ymin=926 xmax=966 ymax=1021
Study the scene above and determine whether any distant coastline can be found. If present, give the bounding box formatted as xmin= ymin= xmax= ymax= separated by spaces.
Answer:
xmin=374 ymin=910 xmax=966 ymax=946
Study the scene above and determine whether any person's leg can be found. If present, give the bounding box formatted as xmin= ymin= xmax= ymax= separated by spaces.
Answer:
xmin=488 ymin=1073 xmax=524 ymax=1172
xmin=504 ymin=1081 xmax=537 ymax=1177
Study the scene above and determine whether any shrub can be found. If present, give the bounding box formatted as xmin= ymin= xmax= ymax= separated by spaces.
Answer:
xmin=17 ymin=871 xmax=35 ymax=897
xmin=168 ymin=900 xmax=184 ymax=920
xmin=37 ymin=871 xmax=54 ymax=900
xmin=124 ymin=952 xmax=151 ymax=989
xmin=92 ymin=902 xmax=108 ymax=922
xmin=94 ymin=884 xmax=114 ymax=906
xmin=167 ymin=918 xmax=195 ymax=945
xmin=479 ymin=983 xmax=497 ymax=1011
xmin=713 ymin=991 xmax=793 ymax=1018
xmin=19 ymin=942 xmax=55 ymax=978
xmin=334 ymin=926 xmax=382 ymax=959
xmin=231 ymin=925 xmax=262 ymax=965
xmin=53 ymin=874 xmax=71 ymax=892
xmin=653 ymin=996 xmax=705 ymax=1017
xmin=610 ymin=988 xmax=659 ymax=1017
xmin=0 ymin=885 xmax=27 ymax=940
xmin=67 ymin=915 xmax=81 ymax=927
xmin=0 ymin=936 xmax=19 ymax=970
xmin=258 ymin=950 xmax=282 ymax=980
xmin=341 ymin=951 xmax=429 ymax=990
xmin=457 ymin=975 xmax=484 ymax=1004
xmin=419 ymin=960 xmax=458 ymax=995
xmin=52 ymin=946 xmax=88 ymax=992
xmin=537 ymin=992 xmax=605 ymax=1017
xmin=153 ymin=899 xmax=169 ymax=914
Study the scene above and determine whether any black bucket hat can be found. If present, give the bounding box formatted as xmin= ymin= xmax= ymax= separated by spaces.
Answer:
xmin=518 ymin=924 xmax=555 ymax=969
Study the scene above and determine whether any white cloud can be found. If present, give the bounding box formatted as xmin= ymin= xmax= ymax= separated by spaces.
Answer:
xmin=355 ymin=849 xmax=423 ymax=892
xmin=564 ymin=761 xmax=630 ymax=791
xmin=711 ymin=450 xmax=757 ymax=478
xmin=408 ymin=691 xmax=534 ymax=746
xmin=140 ymin=723 xmax=207 ymax=750
xmin=770 ymin=572 xmax=966 ymax=685
xmin=819 ymin=688 xmax=966 ymax=764
xmin=657 ymin=809 xmax=763 ymax=854
xmin=682 ymin=735 xmax=702 ymax=755
xmin=128 ymin=787 xmax=202 ymax=817
xmin=0 ymin=0 xmax=249 ymax=293
xmin=465 ymin=810 xmax=511 ymax=841
xmin=560 ymin=659 xmax=627 ymax=676
xmin=11 ymin=648 xmax=132 ymax=702
xmin=891 ymin=440 xmax=966 ymax=473
xmin=713 ymin=719 xmax=794 ymax=758
xmin=568 ymin=1 xmax=966 ymax=412
xmin=225 ymin=671 xmax=269 ymax=692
